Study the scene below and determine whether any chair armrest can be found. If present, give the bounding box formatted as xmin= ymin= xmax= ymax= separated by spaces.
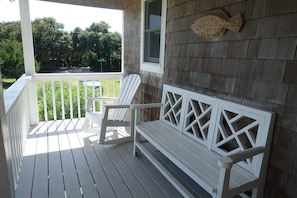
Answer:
xmin=218 ymin=146 xmax=265 ymax=169
xmin=86 ymin=96 xmax=117 ymax=102
xmin=104 ymin=104 xmax=131 ymax=109
xmin=131 ymin=103 xmax=163 ymax=124
xmin=131 ymin=103 xmax=163 ymax=109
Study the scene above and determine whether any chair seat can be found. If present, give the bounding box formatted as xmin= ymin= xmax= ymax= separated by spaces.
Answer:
xmin=85 ymin=111 xmax=121 ymax=127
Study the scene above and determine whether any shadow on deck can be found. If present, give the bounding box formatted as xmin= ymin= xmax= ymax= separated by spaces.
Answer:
xmin=15 ymin=118 xmax=182 ymax=198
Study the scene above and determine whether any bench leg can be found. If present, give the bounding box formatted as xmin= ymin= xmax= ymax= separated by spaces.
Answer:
xmin=133 ymin=131 xmax=142 ymax=157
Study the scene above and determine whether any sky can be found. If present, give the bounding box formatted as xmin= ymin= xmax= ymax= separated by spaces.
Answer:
xmin=0 ymin=0 xmax=123 ymax=33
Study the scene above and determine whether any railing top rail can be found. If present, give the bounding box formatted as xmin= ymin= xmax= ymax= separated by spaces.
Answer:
xmin=34 ymin=72 xmax=123 ymax=81
xmin=4 ymin=74 xmax=32 ymax=114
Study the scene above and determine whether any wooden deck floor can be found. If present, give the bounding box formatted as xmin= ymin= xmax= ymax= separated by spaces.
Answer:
xmin=15 ymin=118 xmax=183 ymax=198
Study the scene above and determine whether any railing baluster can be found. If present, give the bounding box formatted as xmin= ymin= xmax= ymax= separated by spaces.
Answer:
xmin=51 ymin=81 xmax=57 ymax=120
xmin=69 ymin=81 xmax=73 ymax=119
xmin=8 ymin=111 xmax=17 ymax=186
xmin=77 ymin=80 xmax=81 ymax=118
xmin=42 ymin=81 xmax=48 ymax=121
xmin=34 ymin=73 xmax=122 ymax=121
xmin=84 ymin=80 xmax=88 ymax=114
xmin=60 ymin=80 xmax=65 ymax=120
xmin=113 ymin=80 xmax=117 ymax=97
xmin=92 ymin=80 xmax=96 ymax=111
xmin=3 ymin=75 xmax=32 ymax=190
xmin=106 ymin=79 xmax=110 ymax=96
xmin=99 ymin=80 xmax=103 ymax=111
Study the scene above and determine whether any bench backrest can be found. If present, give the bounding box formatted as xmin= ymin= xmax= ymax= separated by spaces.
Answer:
xmin=160 ymin=84 xmax=275 ymax=176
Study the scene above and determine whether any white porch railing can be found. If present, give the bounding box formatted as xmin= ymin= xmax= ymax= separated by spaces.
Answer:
xmin=4 ymin=74 xmax=32 ymax=190
xmin=3 ymin=72 xmax=123 ymax=191
xmin=34 ymin=73 xmax=123 ymax=121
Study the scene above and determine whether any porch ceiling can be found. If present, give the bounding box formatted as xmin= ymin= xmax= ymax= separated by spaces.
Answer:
xmin=39 ymin=0 xmax=124 ymax=10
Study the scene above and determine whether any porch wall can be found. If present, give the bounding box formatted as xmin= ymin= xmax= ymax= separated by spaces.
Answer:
xmin=123 ymin=0 xmax=297 ymax=197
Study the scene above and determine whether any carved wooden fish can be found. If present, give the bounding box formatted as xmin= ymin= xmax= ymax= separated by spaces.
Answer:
xmin=191 ymin=9 xmax=244 ymax=38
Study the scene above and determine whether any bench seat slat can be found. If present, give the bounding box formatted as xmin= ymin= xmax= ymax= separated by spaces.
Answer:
xmin=136 ymin=121 xmax=258 ymax=194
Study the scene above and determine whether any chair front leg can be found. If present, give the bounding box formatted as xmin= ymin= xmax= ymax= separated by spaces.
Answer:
xmin=84 ymin=99 xmax=93 ymax=129
xmin=99 ymin=106 xmax=109 ymax=144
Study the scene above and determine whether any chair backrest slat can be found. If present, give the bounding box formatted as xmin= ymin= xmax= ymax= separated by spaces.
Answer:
xmin=114 ymin=74 xmax=141 ymax=119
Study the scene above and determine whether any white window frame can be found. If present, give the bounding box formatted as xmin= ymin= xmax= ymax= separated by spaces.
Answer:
xmin=140 ymin=0 xmax=167 ymax=74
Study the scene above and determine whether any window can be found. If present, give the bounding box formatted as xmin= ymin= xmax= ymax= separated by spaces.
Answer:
xmin=140 ymin=0 xmax=166 ymax=74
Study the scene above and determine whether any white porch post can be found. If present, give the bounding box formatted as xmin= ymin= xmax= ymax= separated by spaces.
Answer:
xmin=19 ymin=0 xmax=39 ymax=125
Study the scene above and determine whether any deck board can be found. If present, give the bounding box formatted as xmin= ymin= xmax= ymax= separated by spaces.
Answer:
xmin=15 ymin=118 xmax=182 ymax=198
xmin=31 ymin=123 xmax=48 ymax=198
xmin=66 ymin=119 xmax=99 ymax=197
xmin=115 ymin=143 xmax=167 ymax=198
xmin=48 ymin=122 xmax=65 ymax=198
xmin=104 ymin=144 xmax=150 ymax=198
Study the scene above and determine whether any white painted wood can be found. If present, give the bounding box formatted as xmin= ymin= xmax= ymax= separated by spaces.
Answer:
xmin=58 ymin=120 xmax=82 ymax=198
xmin=0 ymin=71 xmax=14 ymax=198
xmin=19 ymin=0 xmax=39 ymax=125
xmin=34 ymin=72 xmax=123 ymax=81
xmin=19 ymin=0 xmax=35 ymax=75
xmin=60 ymin=80 xmax=65 ymax=120
xmin=116 ymin=143 xmax=168 ymax=198
xmin=31 ymin=125 xmax=48 ymax=198
xmin=69 ymin=81 xmax=74 ymax=119
xmin=76 ymin=80 xmax=81 ymax=118
xmin=42 ymin=81 xmax=48 ymax=121
xmin=136 ymin=142 xmax=196 ymax=198
xmin=16 ymin=119 xmax=184 ymax=198
xmin=85 ymin=74 xmax=141 ymax=144
xmin=3 ymin=75 xmax=32 ymax=192
xmin=132 ymin=84 xmax=275 ymax=198
xmin=47 ymin=120 xmax=65 ymax=198
xmin=92 ymin=139 xmax=132 ymax=197
xmin=75 ymin=119 xmax=117 ymax=197
xmin=66 ymin=120 xmax=99 ymax=197
xmin=104 ymin=144 xmax=151 ymax=198
xmin=14 ymin=125 xmax=39 ymax=198
xmin=51 ymin=81 xmax=57 ymax=120
xmin=36 ymin=73 xmax=123 ymax=121
xmin=140 ymin=0 xmax=166 ymax=74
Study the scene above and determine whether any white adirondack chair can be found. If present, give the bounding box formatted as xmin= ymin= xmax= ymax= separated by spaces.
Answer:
xmin=84 ymin=74 xmax=141 ymax=144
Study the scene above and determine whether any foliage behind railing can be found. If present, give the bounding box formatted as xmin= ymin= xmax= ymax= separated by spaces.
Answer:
xmin=34 ymin=73 xmax=122 ymax=121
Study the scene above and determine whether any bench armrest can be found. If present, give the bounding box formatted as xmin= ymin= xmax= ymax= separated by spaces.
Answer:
xmin=217 ymin=146 xmax=265 ymax=195
xmin=218 ymin=146 xmax=265 ymax=168
xmin=131 ymin=103 xmax=163 ymax=109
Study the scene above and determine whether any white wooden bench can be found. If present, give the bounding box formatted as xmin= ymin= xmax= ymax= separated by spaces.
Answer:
xmin=131 ymin=84 xmax=275 ymax=198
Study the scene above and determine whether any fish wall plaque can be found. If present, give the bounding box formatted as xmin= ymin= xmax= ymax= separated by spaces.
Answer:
xmin=191 ymin=9 xmax=244 ymax=38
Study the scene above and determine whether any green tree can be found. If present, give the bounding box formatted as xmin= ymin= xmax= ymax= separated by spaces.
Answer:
xmin=0 ymin=21 xmax=22 ymax=41
xmin=0 ymin=18 xmax=122 ymax=73
xmin=0 ymin=39 xmax=24 ymax=78
xmin=86 ymin=22 xmax=121 ymax=71
xmin=0 ymin=21 xmax=40 ymax=77
xmin=32 ymin=17 xmax=65 ymax=71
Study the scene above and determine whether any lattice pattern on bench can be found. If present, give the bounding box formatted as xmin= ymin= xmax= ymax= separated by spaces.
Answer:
xmin=183 ymin=98 xmax=213 ymax=146
xmin=213 ymin=105 xmax=262 ymax=171
xmin=162 ymin=90 xmax=184 ymax=129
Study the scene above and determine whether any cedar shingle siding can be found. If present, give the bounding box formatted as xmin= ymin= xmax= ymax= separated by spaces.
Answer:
xmin=123 ymin=0 xmax=297 ymax=197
